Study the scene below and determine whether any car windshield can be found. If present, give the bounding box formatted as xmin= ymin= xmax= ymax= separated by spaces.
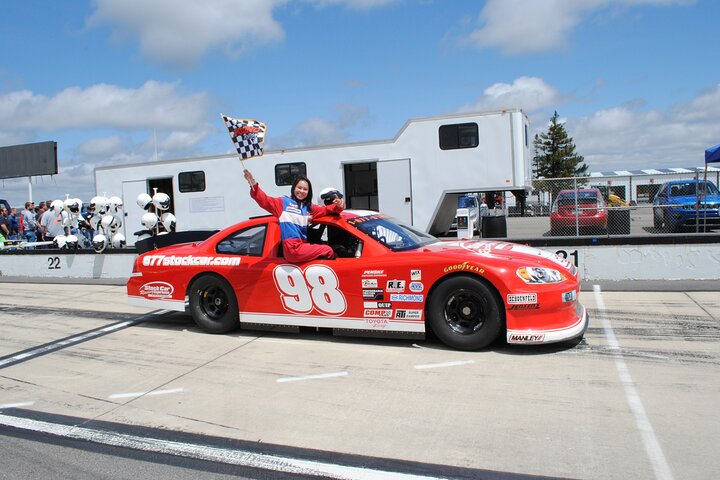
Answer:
xmin=346 ymin=213 xmax=437 ymax=251
xmin=670 ymin=182 xmax=720 ymax=196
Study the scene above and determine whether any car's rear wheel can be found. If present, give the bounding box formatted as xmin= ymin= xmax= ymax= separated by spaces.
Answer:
xmin=427 ymin=276 xmax=503 ymax=350
xmin=188 ymin=275 xmax=239 ymax=334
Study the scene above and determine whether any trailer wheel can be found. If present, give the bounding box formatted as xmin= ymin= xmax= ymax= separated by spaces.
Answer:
xmin=188 ymin=275 xmax=239 ymax=334
xmin=427 ymin=276 xmax=503 ymax=350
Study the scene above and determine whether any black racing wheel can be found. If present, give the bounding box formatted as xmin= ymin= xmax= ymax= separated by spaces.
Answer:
xmin=188 ymin=275 xmax=239 ymax=334
xmin=427 ymin=276 xmax=503 ymax=350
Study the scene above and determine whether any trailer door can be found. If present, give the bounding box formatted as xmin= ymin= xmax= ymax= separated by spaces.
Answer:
xmin=377 ymin=158 xmax=412 ymax=225
xmin=122 ymin=180 xmax=148 ymax=246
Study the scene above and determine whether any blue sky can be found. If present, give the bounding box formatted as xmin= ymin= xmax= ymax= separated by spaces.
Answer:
xmin=1 ymin=0 xmax=718 ymax=206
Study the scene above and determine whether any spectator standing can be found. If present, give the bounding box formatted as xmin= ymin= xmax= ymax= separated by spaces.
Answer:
xmin=8 ymin=208 xmax=20 ymax=240
xmin=0 ymin=207 xmax=10 ymax=242
xmin=40 ymin=203 xmax=67 ymax=245
xmin=34 ymin=202 xmax=47 ymax=240
xmin=21 ymin=201 xmax=38 ymax=246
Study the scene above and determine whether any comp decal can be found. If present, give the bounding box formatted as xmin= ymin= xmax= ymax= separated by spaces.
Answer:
xmin=363 ymin=309 xmax=392 ymax=318
xmin=142 ymin=255 xmax=241 ymax=267
xmin=273 ymin=264 xmax=347 ymax=315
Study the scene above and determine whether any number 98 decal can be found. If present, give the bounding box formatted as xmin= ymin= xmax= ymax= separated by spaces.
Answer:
xmin=273 ymin=264 xmax=347 ymax=315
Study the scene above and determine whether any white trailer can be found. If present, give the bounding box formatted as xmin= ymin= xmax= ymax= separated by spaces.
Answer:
xmin=94 ymin=109 xmax=532 ymax=245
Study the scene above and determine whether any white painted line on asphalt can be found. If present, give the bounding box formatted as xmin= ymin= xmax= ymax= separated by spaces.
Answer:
xmin=593 ymin=285 xmax=674 ymax=480
xmin=0 ymin=413 xmax=447 ymax=479
xmin=0 ymin=309 xmax=173 ymax=369
xmin=0 ymin=401 xmax=35 ymax=409
xmin=109 ymin=388 xmax=185 ymax=400
xmin=414 ymin=360 xmax=475 ymax=370
xmin=277 ymin=372 xmax=348 ymax=383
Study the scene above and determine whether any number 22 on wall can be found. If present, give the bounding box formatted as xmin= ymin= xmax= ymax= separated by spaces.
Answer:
xmin=273 ymin=264 xmax=347 ymax=315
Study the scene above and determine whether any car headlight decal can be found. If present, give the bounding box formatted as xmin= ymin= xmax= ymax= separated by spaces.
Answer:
xmin=516 ymin=266 xmax=567 ymax=284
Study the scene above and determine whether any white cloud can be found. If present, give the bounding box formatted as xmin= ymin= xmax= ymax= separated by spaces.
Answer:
xmin=309 ymin=0 xmax=401 ymax=10
xmin=571 ymin=84 xmax=720 ymax=170
xmin=0 ymin=81 xmax=211 ymax=132
xmin=87 ymin=0 xmax=286 ymax=68
xmin=459 ymin=76 xmax=563 ymax=115
xmin=465 ymin=0 xmax=694 ymax=55
xmin=272 ymin=103 xmax=369 ymax=147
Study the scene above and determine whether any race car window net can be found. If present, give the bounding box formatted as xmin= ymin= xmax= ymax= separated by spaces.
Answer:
xmin=216 ymin=224 xmax=266 ymax=256
xmin=347 ymin=215 xmax=436 ymax=252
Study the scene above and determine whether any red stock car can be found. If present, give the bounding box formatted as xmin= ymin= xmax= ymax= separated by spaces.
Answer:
xmin=128 ymin=211 xmax=588 ymax=350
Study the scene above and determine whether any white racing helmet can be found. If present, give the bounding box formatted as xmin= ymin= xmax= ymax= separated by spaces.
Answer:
xmin=111 ymin=233 xmax=126 ymax=248
xmin=152 ymin=192 xmax=171 ymax=211
xmin=64 ymin=198 xmax=81 ymax=214
xmin=92 ymin=234 xmax=108 ymax=253
xmin=160 ymin=212 xmax=176 ymax=232
xmin=136 ymin=193 xmax=152 ymax=210
xmin=65 ymin=234 xmax=79 ymax=249
xmin=54 ymin=235 xmax=67 ymax=249
xmin=89 ymin=214 xmax=103 ymax=231
xmin=50 ymin=199 xmax=65 ymax=214
xmin=108 ymin=196 xmax=123 ymax=212
xmin=90 ymin=196 xmax=109 ymax=215
xmin=141 ymin=212 xmax=158 ymax=230
xmin=319 ymin=187 xmax=343 ymax=206
xmin=101 ymin=214 xmax=122 ymax=232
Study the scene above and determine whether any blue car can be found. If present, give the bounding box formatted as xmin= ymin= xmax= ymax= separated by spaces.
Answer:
xmin=653 ymin=180 xmax=720 ymax=232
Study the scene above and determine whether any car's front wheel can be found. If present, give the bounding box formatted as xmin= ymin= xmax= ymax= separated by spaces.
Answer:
xmin=188 ymin=275 xmax=239 ymax=334
xmin=427 ymin=276 xmax=503 ymax=350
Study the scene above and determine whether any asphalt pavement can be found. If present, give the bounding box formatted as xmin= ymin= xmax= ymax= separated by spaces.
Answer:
xmin=0 ymin=283 xmax=718 ymax=479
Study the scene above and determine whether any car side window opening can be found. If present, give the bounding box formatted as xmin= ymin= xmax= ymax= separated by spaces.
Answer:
xmin=216 ymin=224 xmax=267 ymax=256
xmin=307 ymin=223 xmax=362 ymax=258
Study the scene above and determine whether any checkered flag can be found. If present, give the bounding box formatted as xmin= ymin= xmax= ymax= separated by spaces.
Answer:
xmin=221 ymin=114 xmax=267 ymax=160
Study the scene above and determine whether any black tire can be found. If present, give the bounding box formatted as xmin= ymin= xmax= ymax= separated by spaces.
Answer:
xmin=427 ymin=276 xmax=503 ymax=350
xmin=653 ymin=209 xmax=662 ymax=229
xmin=664 ymin=212 xmax=680 ymax=233
xmin=188 ymin=275 xmax=239 ymax=334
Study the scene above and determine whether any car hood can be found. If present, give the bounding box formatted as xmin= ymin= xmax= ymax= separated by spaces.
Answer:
xmin=424 ymin=239 xmax=576 ymax=273
xmin=668 ymin=194 xmax=720 ymax=205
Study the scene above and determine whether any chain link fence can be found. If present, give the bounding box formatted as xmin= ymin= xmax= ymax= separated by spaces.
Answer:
xmin=494 ymin=171 xmax=720 ymax=239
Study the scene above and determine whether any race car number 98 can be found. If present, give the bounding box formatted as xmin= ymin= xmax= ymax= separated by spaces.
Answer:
xmin=273 ymin=265 xmax=347 ymax=315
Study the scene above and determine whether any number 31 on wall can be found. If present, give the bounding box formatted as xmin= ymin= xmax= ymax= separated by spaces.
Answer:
xmin=273 ymin=264 xmax=347 ymax=315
